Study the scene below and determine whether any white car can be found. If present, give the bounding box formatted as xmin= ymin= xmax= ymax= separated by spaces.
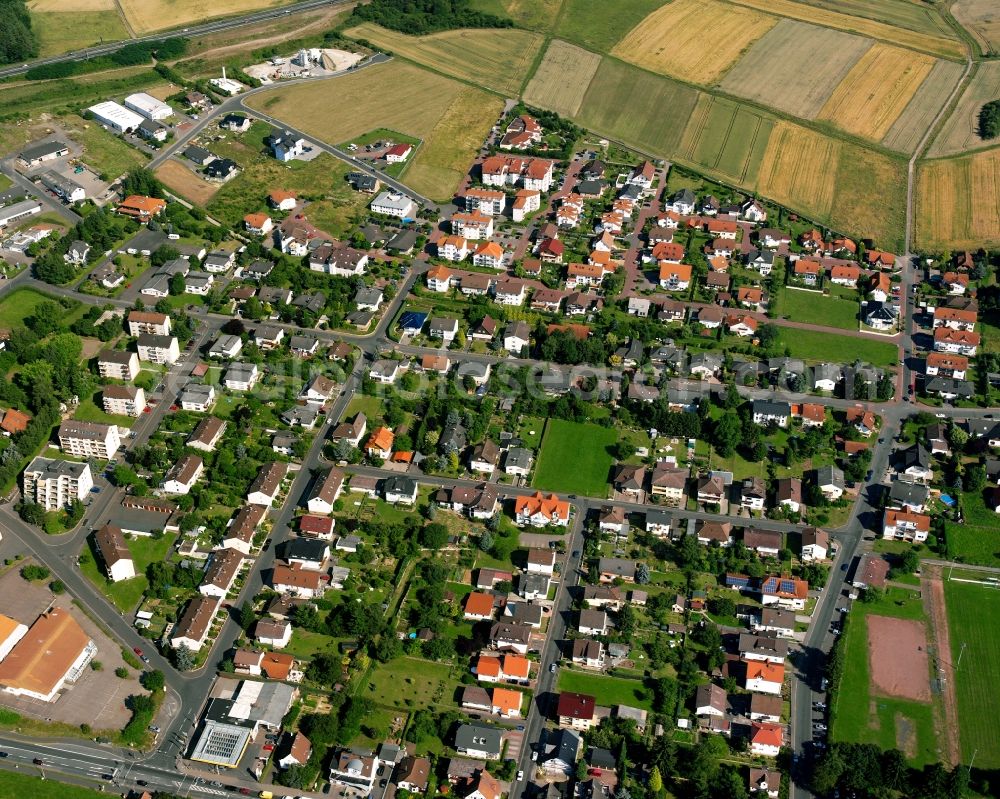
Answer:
xmin=517 ymin=771 xmax=524 ymax=782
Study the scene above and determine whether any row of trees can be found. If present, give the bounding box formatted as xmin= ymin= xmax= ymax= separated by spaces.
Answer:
xmin=0 ymin=0 xmax=37 ymax=66
xmin=350 ymin=0 xmax=513 ymax=34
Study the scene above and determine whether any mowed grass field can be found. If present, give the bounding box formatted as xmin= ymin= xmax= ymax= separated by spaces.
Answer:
xmin=558 ymin=671 xmax=654 ymax=710
xmin=554 ymin=0 xmax=664 ymax=54
xmin=611 ymin=0 xmax=776 ymax=85
xmin=929 ymin=62 xmax=1000 ymax=157
xmin=779 ymin=287 xmax=858 ymax=330
xmin=944 ymin=575 xmax=1000 ymax=767
xmin=155 ymin=160 xmax=220 ymax=206
xmin=677 ymin=95 xmax=774 ymax=185
xmin=573 ymin=57 xmax=699 ymax=159
xmin=776 ymin=327 xmax=898 ymax=367
xmin=365 ymin=656 xmax=459 ymax=710
xmin=916 ymin=149 xmax=1000 ymax=249
xmin=944 ymin=492 xmax=1000 ymax=566
xmin=118 ymin=0 xmax=295 ymax=34
xmin=952 ymin=0 xmax=1000 ymax=56
xmin=727 ymin=0 xmax=965 ymax=58
xmin=246 ymin=61 xmax=501 ymax=201
xmin=720 ymin=20 xmax=873 ymax=119
xmin=816 ymin=43 xmax=936 ymax=142
xmin=882 ymin=59 xmax=966 ymax=154
xmin=344 ymin=23 xmax=544 ymax=96
xmin=831 ymin=590 xmax=939 ymax=765
xmin=533 ymin=418 xmax=616 ymax=496
xmin=523 ymin=39 xmax=602 ymax=118
xmin=0 ymin=288 xmax=68 ymax=328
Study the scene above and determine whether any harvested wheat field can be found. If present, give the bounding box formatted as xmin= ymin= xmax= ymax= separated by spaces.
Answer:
xmin=721 ymin=20 xmax=873 ymax=119
xmin=929 ymin=62 xmax=1000 ymax=157
xmin=155 ymin=161 xmax=220 ymax=206
xmin=29 ymin=0 xmax=129 ymax=57
xmin=917 ymin=149 xmax=1000 ymax=249
xmin=757 ymin=121 xmax=840 ymax=219
xmin=882 ymin=59 xmax=965 ymax=154
xmin=345 ymin=23 xmax=544 ymax=96
xmin=727 ymin=0 xmax=965 ymax=58
xmin=612 ymin=0 xmax=776 ymax=85
xmin=523 ymin=39 xmax=602 ymax=118
xmin=246 ymin=61 xmax=499 ymax=201
xmin=817 ymin=44 xmax=935 ymax=141
xmin=119 ymin=0 xmax=294 ymax=35
xmin=953 ymin=0 xmax=1000 ymax=56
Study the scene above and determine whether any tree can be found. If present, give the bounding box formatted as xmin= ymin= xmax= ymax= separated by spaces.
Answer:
xmin=635 ymin=562 xmax=650 ymax=584
xmin=713 ymin=412 xmax=741 ymax=457
xmin=115 ymin=666 xmax=129 ymax=678
xmin=17 ymin=502 xmax=46 ymax=526
xmin=479 ymin=532 xmax=494 ymax=551
xmin=648 ymin=766 xmax=663 ymax=797
xmin=707 ymin=596 xmax=735 ymax=618
xmin=141 ymin=669 xmax=165 ymax=692
xmin=20 ymin=564 xmax=50 ymax=581
xmin=169 ymin=272 xmax=186 ymax=295
xmin=899 ymin=549 xmax=920 ymax=574
xmin=173 ymin=643 xmax=194 ymax=671
xmin=978 ymin=99 xmax=1000 ymax=140
xmin=419 ymin=522 xmax=449 ymax=549
xmin=948 ymin=426 xmax=969 ymax=451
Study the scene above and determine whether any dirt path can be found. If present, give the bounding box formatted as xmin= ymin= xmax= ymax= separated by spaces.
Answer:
xmin=922 ymin=564 xmax=961 ymax=767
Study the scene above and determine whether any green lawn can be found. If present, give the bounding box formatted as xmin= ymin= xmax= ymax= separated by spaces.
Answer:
xmin=285 ymin=627 xmax=341 ymax=660
xmin=78 ymin=533 xmax=177 ymax=613
xmin=776 ymin=327 xmax=898 ymax=367
xmin=831 ymin=589 xmax=938 ymax=765
xmin=364 ymin=656 xmax=460 ymax=710
xmin=944 ymin=576 xmax=1000 ymax=768
xmin=0 ymin=288 xmax=75 ymax=328
xmin=345 ymin=395 xmax=385 ymax=424
xmin=557 ymin=670 xmax=654 ymax=711
xmin=0 ymin=769 xmax=109 ymax=799
xmin=533 ymin=418 xmax=616 ymax=495
xmin=73 ymin=389 xmax=136 ymax=427
xmin=779 ymin=287 xmax=859 ymax=331
xmin=945 ymin=492 xmax=1000 ymax=567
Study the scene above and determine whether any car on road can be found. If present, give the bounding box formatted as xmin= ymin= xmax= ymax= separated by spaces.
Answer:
xmin=148 ymin=725 xmax=160 ymax=733
xmin=141 ymin=654 xmax=150 ymax=664
xmin=549 ymin=663 xmax=557 ymax=673
xmin=136 ymin=780 xmax=148 ymax=786
xmin=840 ymin=564 xmax=848 ymax=571
xmin=33 ymin=758 xmax=43 ymax=766
xmin=517 ymin=771 xmax=524 ymax=782
xmin=0 ymin=752 xmax=7 ymax=758
xmin=133 ymin=647 xmax=144 ymax=657
xmin=531 ymin=751 xmax=538 ymax=762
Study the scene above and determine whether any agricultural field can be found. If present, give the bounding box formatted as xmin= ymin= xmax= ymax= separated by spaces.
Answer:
xmin=952 ymin=0 xmax=1000 ymax=56
xmin=503 ymin=0 xmax=564 ymax=31
xmin=816 ymin=44 xmax=936 ymax=142
xmin=775 ymin=327 xmax=898 ymax=367
xmin=829 ymin=143 xmax=907 ymax=252
xmin=800 ymin=0 xmax=960 ymax=41
xmin=573 ymin=58 xmax=699 ymax=159
xmin=677 ymin=95 xmax=773 ymax=186
xmin=154 ymin=160 xmax=221 ymax=206
xmin=611 ymin=0 xmax=777 ymax=85
xmin=344 ymin=23 xmax=544 ymax=95
xmin=778 ymin=287 xmax=858 ymax=330
xmin=117 ymin=0 xmax=296 ymax=35
xmin=727 ymin=0 xmax=965 ymax=58
xmin=928 ymin=62 xmax=1000 ymax=157
xmin=882 ymin=59 xmax=966 ymax=154
xmin=533 ymin=418 xmax=616 ymax=496
xmin=30 ymin=0 xmax=130 ymax=58
xmin=719 ymin=20 xmax=873 ymax=119
xmin=756 ymin=122 xmax=840 ymax=220
xmin=557 ymin=671 xmax=654 ymax=710
xmin=944 ymin=574 xmax=1000 ymax=767
xmin=523 ymin=39 xmax=602 ymax=118
xmin=246 ymin=61 xmax=500 ymax=201
xmin=916 ymin=149 xmax=1000 ymax=249
xmin=554 ymin=0 xmax=665 ymax=54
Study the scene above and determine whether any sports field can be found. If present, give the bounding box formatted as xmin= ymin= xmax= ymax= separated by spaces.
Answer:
xmin=831 ymin=589 xmax=939 ymax=765
xmin=775 ymin=327 xmax=898 ymax=367
xmin=533 ymin=418 xmax=616 ymax=496
xmin=155 ymin=160 xmax=220 ymax=206
xmin=678 ymin=95 xmax=773 ymax=185
xmin=882 ymin=59 xmax=966 ymax=154
xmin=916 ymin=149 xmax=1000 ymax=249
xmin=727 ymin=0 xmax=965 ymax=58
xmin=523 ymin=39 xmax=602 ymax=118
xmin=118 ymin=0 xmax=295 ymax=35
xmin=554 ymin=0 xmax=664 ymax=54
xmin=246 ymin=61 xmax=500 ymax=201
xmin=345 ymin=23 xmax=544 ymax=95
xmin=720 ymin=20 xmax=873 ymax=119
xmin=778 ymin=287 xmax=858 ymax=330
xmin=929 ymin=62 xmax=1000 ymax=157
xmin=574 ymin=58 xmax=699 ymax=159
xmin=757 ymin=122 xmax=839 ymax=219
xmin=952 ymin=0 xmax=1000 ymax=56
xmin=612 ymin=0 xmax=776 ymax=85
xmin=817 ymin=44 xmax=936 ymax=142
xmin=944 ymin=574 xmax=1000 ymax=767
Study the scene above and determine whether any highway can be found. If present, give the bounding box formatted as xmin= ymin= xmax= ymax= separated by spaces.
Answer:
xmin=0 ymin=0 xmax=350 ymax=80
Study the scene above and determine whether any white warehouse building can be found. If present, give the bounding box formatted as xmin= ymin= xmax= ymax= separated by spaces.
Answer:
xmin=88 ymin=101 xmax=145 ymax=134
xmin=124 ymin=92 xmax=173 ymax=121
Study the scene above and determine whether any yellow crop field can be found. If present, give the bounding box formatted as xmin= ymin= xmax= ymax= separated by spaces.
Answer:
xmin=757 ymin=122 xmax=840 ymax=219
xmin=882 ymin=59 xmax=965 ymax=154
xmin=726 ymin=0 xmax=965 ymax=58
xmin=720 ymin=20 xmax=873 ymax=119
xmin=929 ymin=62 xmax=1000 ymax=157
xmin=917 ymin=150 xmax=1000 ymax=249
xmin=830 ymin=144 xmax=906 ymax=252
xmin=523 ymin=39 xmax=602 ymax=117
xmin=612 ymin=0 xmax=776 ymax=85
xmin=31 ymin=10 xmax=130 ymax=56
xmin=817 ymin=43 xmax=935 ymax=142
xmin=155 ymin=161 xmax=220 ymax=206
xmin=345 ymin=23 xmax=545 ymax=95
xmin=953 ymin=0 xmax=1000 ymax=56
xmin=246 ymin=60 xmax=499 ymax=201
xmin=118 ymin=0 xmax=295 ymax=35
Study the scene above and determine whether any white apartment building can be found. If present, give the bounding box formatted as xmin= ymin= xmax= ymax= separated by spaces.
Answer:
xmin=57 ymin=420 xmax=121 ymax=460
xmin=22 ymin=457 xmax=94 ymax=510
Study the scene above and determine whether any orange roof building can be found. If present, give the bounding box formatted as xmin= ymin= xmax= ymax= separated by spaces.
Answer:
xmin=514 ymin=491 xmax=570 ymax=527
xmin=116 ymin=195 xmax=166 ymax=221
xmin=261 ymin=651 xmax=295 ymax=680
xmin=474 ymin=655 xmax=501 ymax=680
xmin=746 ymin=660 xmax=785 ymax=685
xmin=502 ymin=654 xmax=530 ymax=680
xmin=1 ymin=408 xmax=31 ymax=434
xmin=0 ymin=608 xmax=94 ymax=702
xmin=491 ymin=687 xmax=524 ymax=717
xmin=365 ymin=426 xmax=394 ymax=455
xmin=464 ymin=591 xmax=497 ymax=620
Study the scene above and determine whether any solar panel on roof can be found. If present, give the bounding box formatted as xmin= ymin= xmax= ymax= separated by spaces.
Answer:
xmin=780 ymin=579 xmax=796 ymax=593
